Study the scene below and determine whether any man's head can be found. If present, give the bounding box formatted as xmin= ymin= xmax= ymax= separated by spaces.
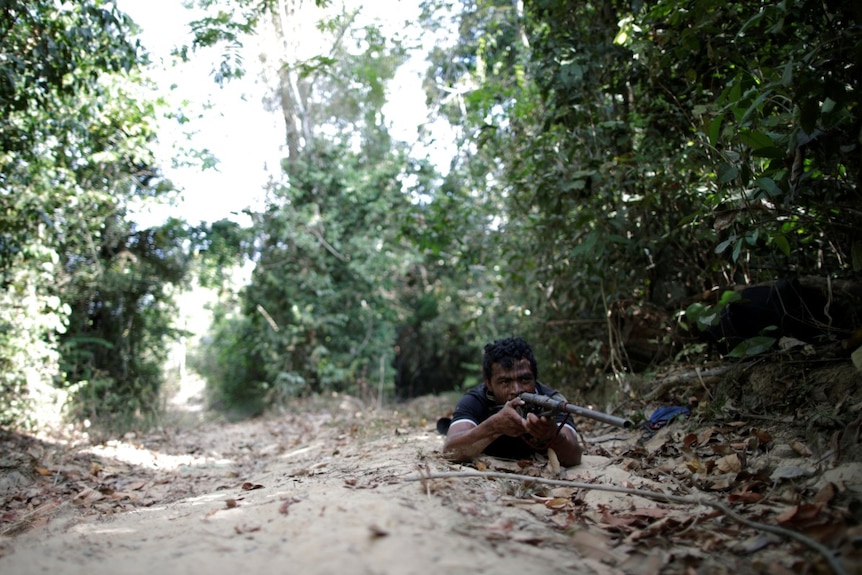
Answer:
xmin=483 ymin=337 xmax=538 ymax=403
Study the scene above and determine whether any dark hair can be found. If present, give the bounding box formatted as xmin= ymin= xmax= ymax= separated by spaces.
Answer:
xmin=482 ymin=337 xmax=538 ymax=381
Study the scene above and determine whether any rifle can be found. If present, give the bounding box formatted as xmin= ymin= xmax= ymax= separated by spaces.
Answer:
xmin=519 ymin=392 xmax=634 ymax=429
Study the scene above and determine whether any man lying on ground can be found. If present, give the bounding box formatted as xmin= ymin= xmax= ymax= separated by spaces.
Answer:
xmin=442 ymin=336 xmax=582 ymax=467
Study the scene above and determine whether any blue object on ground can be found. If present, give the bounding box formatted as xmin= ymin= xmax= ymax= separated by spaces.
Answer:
xmin=644 ymin=406 xmax=691 ymax=432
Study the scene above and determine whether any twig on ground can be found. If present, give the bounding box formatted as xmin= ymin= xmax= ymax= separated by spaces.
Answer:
xmin=406 ymin=469 xmax=847 ymax=575
xmin=0 ymin=500 xmax=67 ymax=537
xmin=696 ymin=368 xmax=714 ymax=402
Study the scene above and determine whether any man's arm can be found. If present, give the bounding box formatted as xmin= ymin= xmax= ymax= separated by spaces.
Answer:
xmin=442 ymin=401 xmax=527 ymax=462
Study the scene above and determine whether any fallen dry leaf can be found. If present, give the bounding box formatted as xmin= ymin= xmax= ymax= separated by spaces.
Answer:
xmin=278 ymin=497 xmax=300 ymax=515
xmin=543 ymin=497 xmax=572 ymax=510
xmin=73 ymin=487 xmax=104 ymax=504
xmin=770 ymin=465 xmax=814 ymax=482
xmin=715 ymin=453 xmax=741 ymax=474
xmin=710 ymin=443 xmax=734 ymax=456
xmin=790 ymin=440 xmax=812 ymax=457
xmin=599 ymin=510 xmax=641 ymax=529
xmin=683 ymin=432 xmax=699 ymax=448
xmin=727 ymin=491 xmax=763 ymax=504
xmin=813 ymin=482 xmax=836 ymax=505
xmin=698 ymin=427 xmax=715 ymax=445
xmin=750 ymin=428 xmax=773 ymax=445
xmin=625 ymin=513 xmax=693 ymax=543
xmin=776 ymin=502 xmax=824 ymax=526
xmin=685 ymin=458 xmax=708 ymax=475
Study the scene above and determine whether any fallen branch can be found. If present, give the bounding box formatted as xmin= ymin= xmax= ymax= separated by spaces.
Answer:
xmin=406 ymin=470 xmax=846 ymax=575
xmin=644 ymin=363 xmax=754 ymax=402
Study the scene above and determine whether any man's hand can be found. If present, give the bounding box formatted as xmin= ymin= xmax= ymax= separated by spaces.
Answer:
xmin=491 ymin=397 xmax=531 ymax=437
xmin=492 ymin=399 xmax=559 ymax=443
xmin=524 ymin=412 xmax=560 ymax=444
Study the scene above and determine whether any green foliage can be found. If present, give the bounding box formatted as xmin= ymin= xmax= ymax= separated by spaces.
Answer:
xmin=192 ymin=309 xmax=268 ymax=417
xmin=60 ymin=217 xmax=194 ymax=429
xmin=195 ymin=3 xmax=485 ymax=410
xmin=633 ymin=0 xmax=862 ymax=279
xmin=0 ymin=245 xmax=68 ymax=429
xmin=182 ymin=0 xmax=333 ymax=83
xmin=192 ymin=219 xmax=252 ymax=291
xmin=684 ymin=290 xmax=741 ymax=334
xmin=7 ymin=0 xmax=855 ymax=428
xmin=726 ymin=335 xmax=778 ymax=359
xmin=417 ymin=0 xmax=860 ymax=388
xmin=684 ymin=290 xmax=778 ymax=357
xmin=201 ymin=140 xmax=413 ymax=409
xmin=0 ymin=1 xmax=140 ymax=132
xmin=0 ymin=0 xmax=190 ymax=431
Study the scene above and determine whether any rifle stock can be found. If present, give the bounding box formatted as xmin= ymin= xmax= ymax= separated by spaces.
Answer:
xmin=519 ymin=392 xmax=634 ymax=429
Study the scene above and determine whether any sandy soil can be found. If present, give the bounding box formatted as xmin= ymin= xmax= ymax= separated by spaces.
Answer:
xmin=1 ymin=388 xmax=860 ymax=575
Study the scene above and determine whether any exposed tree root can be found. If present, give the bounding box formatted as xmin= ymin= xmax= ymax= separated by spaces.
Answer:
xmin=644 ymin=363 xmax=755 ymax=401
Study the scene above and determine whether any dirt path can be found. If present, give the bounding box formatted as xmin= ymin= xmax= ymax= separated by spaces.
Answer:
xmin=1 ymin=392 xmax=859 ymax=575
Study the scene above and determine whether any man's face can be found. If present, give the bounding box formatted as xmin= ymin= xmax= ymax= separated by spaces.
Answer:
xmin=486 ymin=358 xmax=536 ymax=404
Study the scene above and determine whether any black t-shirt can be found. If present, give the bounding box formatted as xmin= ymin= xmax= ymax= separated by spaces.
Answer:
xmin=451 ymin=382 xmax=575 ymax=460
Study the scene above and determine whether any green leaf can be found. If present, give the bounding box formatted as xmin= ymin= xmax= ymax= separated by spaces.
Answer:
xmin=686 ymin=301 xmax=721 ymax=330
xmin=771 ymin=233 xmax=791 ymax=256
xmin=685 ymin=302 xmax=706 ymax=329
xmin=750 ymin=146 xmax=784 ymax=159
xmin=571 ymin=232 xmax=599 ymax=257
xmin=754 ymin=177 xmax=782 ymax=197
xmin=708 ymin=116 xmax=723 ymax=147
xmin=732 ymin=238 xmax=742 ymax=261
xmin=715 ymin=238 xmax=734 ymax=254
xmin=727 ymin=336 xmax=777 ymax=357
xmin=781 ymin=61 xmax=793 ymax=86
xmin=729 ymin=79 xmax=742 ymax=104
xmin=63 ymin=336 xmax=115 ymax=350
xmin=716 ymin=163 xmax=738 ymax=183
xmin=698 ymin=312 xmax=719 ymax=330
xmin=739 ymin=89 xmax=773 ymax=125
xmin=718 ymin=290 xmax=742 ymax=306
xmin=739 ymin=130 xmax=773 ymax=150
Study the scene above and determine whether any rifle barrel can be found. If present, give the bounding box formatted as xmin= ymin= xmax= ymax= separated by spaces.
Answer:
xmin=520 ymin=392 xmax=634 ymax=429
